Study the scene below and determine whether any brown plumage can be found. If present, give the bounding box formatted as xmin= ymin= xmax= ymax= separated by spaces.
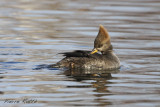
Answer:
xmin=50 ymin=25 xmax=120 ymax=70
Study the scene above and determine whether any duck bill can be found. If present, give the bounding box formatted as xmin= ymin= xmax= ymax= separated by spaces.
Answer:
xmin=90 ymin=49 xmax=98 ymax=54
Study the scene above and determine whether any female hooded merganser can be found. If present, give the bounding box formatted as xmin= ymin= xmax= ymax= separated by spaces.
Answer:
xmin=51 ymin=25 xmax=120 ymax=70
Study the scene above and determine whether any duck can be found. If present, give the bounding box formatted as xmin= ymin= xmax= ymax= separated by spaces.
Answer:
xmin=50 ymin=25 xmax=120 ymax=70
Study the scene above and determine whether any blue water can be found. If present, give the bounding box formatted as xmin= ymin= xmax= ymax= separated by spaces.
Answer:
xmin=0 ymin=0 xmax=160 ymax=107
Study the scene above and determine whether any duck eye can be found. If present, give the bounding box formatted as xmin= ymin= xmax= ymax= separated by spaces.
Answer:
xmin=99 ymin=44 xmax=103 ymax=48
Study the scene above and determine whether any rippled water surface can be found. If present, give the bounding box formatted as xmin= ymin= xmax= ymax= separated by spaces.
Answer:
xmin=0 ymin=0 xmax=160 ymax=107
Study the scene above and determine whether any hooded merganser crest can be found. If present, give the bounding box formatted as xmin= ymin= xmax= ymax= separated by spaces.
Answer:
xmin=51 ymin=25 xmax=120 ymax=70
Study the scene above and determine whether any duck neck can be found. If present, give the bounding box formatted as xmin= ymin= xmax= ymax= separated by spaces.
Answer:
xmin=101 ymin=50 xmax=113 ymax=55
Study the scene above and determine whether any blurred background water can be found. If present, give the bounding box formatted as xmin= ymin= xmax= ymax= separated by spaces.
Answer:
xmin=0 ymin=0 xmax=160 ymax=107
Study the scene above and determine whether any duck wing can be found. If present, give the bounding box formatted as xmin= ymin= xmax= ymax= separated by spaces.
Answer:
xmin=59 ymin=50 xmax=91 ymax=57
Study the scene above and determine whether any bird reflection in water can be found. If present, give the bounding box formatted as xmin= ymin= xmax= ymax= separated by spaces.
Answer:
xmin=64 ymin=69 xmax=119 ymax=106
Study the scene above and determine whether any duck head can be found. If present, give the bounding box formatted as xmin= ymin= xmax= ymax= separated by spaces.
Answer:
xmin=91 ymin=25 xmax=112 ymax=55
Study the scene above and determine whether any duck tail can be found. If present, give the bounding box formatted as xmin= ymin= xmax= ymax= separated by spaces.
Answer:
xmin=48 ymin=63 xmax=60 ymax=68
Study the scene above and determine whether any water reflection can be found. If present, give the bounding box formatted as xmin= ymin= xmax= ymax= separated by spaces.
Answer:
xmin=64 ymin=69 xmax=119 ymax=106
xmin=33 ymin=64 xmax=119 ymax=106
xmin=64 ymin=69 xmax=118 ymax=81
